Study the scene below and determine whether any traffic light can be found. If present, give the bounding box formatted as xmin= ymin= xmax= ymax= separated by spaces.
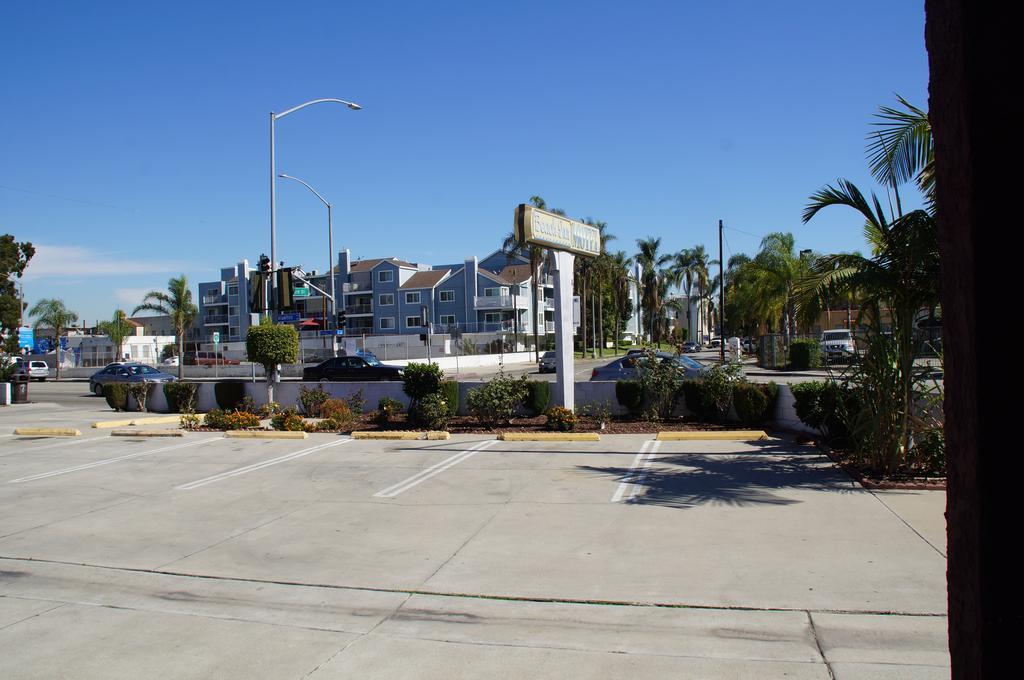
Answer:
xmin=248 ymin=272 xmax=266 ymax=313
xmin=258 ymin=253 xmax=271 ymax=274
xmin=276 ymin=268 xmax=294 ymax=311
xmin=336 ymin=309 xmax=347 ymax=329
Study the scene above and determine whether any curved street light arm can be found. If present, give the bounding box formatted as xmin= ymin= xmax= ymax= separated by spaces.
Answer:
xmin=277 ymin=173 xmax=330 ymax=209
xmin=273 ymin=98 xmax=362 ymax=120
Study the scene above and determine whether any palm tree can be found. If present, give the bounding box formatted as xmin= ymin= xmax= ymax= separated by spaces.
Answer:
xmin=689 ymin=245 xmax=712 ymax=342
xmin=28 ymin=298 xmax=78 ymax=380
xmin=606 ymin=251 xmax=634 ymax=354
xmin=133 ymin=275 xmax=198 ymax=380
xmin=502 ymin=196 xmax=565 ymax=361
xmin=798 ymin=179 xmax=939 ymax=471
xmin=745 ymin=233 xmax=806 ymax=342
xmin=99 ymin=309 xmax=133 ymax=362
xmin=866 ymin=95 xmax=934 ymax=210
xmin=635 ymin=237 xmax=672 ymax=344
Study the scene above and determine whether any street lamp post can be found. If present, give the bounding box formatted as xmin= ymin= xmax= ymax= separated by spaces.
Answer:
xmin=277 ymin=173 xmax=338 ymax=357
xmin=270 ymin=98 xmax=360 ymax=313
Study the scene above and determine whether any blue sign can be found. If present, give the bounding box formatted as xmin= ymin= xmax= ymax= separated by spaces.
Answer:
xmin=17 ymin=326 xmax=33 ymax=350
xmin=319 ymin=330 xmax=345 ymax=336
xmin=277 ymin=312 xmax=300 ymax=323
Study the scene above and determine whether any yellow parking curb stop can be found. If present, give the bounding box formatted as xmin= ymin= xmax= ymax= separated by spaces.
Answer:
xmin=656 ymin=430 xmax=769 ymax=441
xmin=352 ymin=431 xmax=426 ymax=440
xmin=111 ymin=429 xmax=185 ymax=437
xmin=224 ymin=430 xmax=307 ymax=439
xmin=14 ymin=428 xmax=81 ymax=437
xmin=499 ymin=432 xmax=600 ymax=442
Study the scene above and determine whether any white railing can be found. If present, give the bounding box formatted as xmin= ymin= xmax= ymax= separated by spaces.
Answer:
xmin=474 ymin=295 xmax=526 ymax=309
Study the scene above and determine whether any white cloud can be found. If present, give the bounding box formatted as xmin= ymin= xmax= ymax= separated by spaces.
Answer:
xmin=23 ymin=244 xmax=187 ymax=280
xmin=114 ymin=288 xmax=155 ymax=308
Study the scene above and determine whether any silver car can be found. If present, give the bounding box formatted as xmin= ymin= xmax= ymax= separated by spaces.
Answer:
xmin=589 ymin=352 xmax=705 ymax=381
xmin=88 ymin=363 xmax=176 ymax=396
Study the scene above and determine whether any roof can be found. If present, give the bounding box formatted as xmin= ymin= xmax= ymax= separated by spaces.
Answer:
xmin=477 ymin=269 xmax=511 ymax=285
xmin=400 ymin=269 xmax=451 ymax=290
xmin=497 ymin=265 xmax=533 ymax=284
xmin=343 ymin=257 xmax=417 ymax=274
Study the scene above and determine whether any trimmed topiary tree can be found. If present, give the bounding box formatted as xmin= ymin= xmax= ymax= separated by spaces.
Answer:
xmin=214 ymin=381 xmax=247 ymax=411
xmin=526 ymin=380 xmax=550 ymax=417
xmin=246 ymin=322 xmax=299 ymax=403
xmin=789 ymin=339 xmax=822 ymax=370
xmin=615 ymin=380 xmax=644 ymax=418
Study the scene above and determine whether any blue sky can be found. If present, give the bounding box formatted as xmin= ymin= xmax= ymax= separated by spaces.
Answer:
xmin=2 ymin=1 xmax=928 ymax=324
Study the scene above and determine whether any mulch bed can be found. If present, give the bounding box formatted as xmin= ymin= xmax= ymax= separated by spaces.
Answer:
xmin=815 ymin=442 xmax=946 ymax=490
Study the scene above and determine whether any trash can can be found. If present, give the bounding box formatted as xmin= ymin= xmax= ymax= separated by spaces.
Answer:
xmin=11 ymin=374 xmax=29 ymax=404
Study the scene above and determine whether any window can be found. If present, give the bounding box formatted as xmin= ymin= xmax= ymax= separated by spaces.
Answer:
xmin=380 ymin=317 xmax=395 ymax=330
xmin=377 ymin=270 xmax=393 ymax=283
xmin=439 ymin=315 xmax=456 ymax=325
xmin=228 ymin=306 xmax=238 ymax=317
xmin=439 ymin=290 xmax=455 ymax=303
xmin=405 ymin=291 xmax=421 ymax=304
xmin=484 ymin=287 xmax=509 ymax=297
xmin=406 ymin=316 xmax=423 ymax=328
xmin=379 ymin=293 xmax=394 ymax=306
xmin=228 ymin=285 xmax=238 ymax=297
xmin=484 ymin=312 xmax=502 ymax=324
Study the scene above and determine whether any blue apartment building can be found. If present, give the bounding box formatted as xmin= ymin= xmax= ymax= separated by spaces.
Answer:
xmin=195 ymin=248 xmax=556 ymax=352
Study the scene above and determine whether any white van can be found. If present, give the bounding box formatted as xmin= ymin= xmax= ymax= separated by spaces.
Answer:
xmin=820 ymin=329 xmax=855 ymax=363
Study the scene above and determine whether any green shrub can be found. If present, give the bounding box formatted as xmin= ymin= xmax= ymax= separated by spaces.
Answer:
xmin=789 ymin=339 xmax=822 ymax=370
xmin=680 ymin=380 xmax=714 ymax=420
xmin=402 ymin=363 xmax=444 ymax=405
xmin=526 ymin=380 xmax=550 ymax=416
xmin=466 ymin=374 xmax=530 ymax=426
xmin=345 ymin=389 xmax=365 ymax=415
xmin=127 ymin=383 xmax=153 ymax=412
xmin=733 ymin=382 xmax=778 ymax=426
xmin=915 ymin=428 xmax=945 ymax=476
xmin=375 ymin=397 xmax=404 ymax=426
xmin=246 ymin=324 xmax=299 ymax=369
xmin=790 ymin=381 xmax=853 ymax=442
xmin=408 ymin=392 xmax=451 ymax=430
xmin=164 ymin=382 xmax=198 ymax=413
xmin=205 ymin=409 xmax=261 ymax=430
xmin=615 ymin=380 xmax=644 ymax=417
xmin=544 ymin=406 xmax=577 ymax=431
xmin=298 ymin=384 xmax=331 ymax=417
xmin=636 ymin=349 xmax=684 ymax=421
xmin=271 ymin=407 xmax=305 ymax=431
xmin=214 ymin=381 xmax=246 ymax=411
xmin=439 ymin=381 xmax=460 ymax=416
xmin=103 ymin=383 xmax=130 ymax=411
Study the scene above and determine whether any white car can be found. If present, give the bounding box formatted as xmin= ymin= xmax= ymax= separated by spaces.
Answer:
xmin=162 ymin=356 xmax=179 ymax=366
xmin=15 ymin=360 xmax=49 ymax=381
xmin=820 ymin=329 xmax=855 ymax=363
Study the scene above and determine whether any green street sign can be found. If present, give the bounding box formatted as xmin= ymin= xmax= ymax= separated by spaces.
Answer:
xmin=293 ymin=287 xmax=310 ymax=297
xmin=212 ymin=332 xmax=220 ymax=344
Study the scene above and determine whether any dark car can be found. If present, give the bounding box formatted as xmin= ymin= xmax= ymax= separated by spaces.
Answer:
xmin=302 ymin=355 xmax=404 ymax=381
xmin=682 ymin=341 xmax=701 ymax=353
xmin=538 ymin=351 xmax=557 ymax=373
xmin=89 ymin=363 xmax=176 ymax=396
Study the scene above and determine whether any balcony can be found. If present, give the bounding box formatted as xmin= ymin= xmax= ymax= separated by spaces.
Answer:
xmin=202 ymin=295 xmax=227 ymax=306
xmin=474 ymin=295 xmax=528 ymax=310
xmin=204 ymin=315 xmax=229 ymax=325
xmin=545 ymin=321 xmax=555 ymax=333
xmin=345 ymin=304 xmax=373 ymax=316
xmin=342 ymin=282 xmax=369 ymax=293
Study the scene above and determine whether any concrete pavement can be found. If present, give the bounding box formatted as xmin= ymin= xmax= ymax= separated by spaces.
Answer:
xmin=0 ymin=399 xmax=949 ymax=678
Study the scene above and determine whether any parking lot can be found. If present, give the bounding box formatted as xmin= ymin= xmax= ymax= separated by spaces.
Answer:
xmin=0 ymin=400 xmax=949 ymax=679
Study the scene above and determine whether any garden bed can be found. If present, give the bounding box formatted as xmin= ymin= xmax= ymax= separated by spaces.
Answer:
xmin=817 ymin=442 xmax=946 ymax=490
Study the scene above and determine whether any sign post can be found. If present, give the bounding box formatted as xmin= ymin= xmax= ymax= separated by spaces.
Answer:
xmin=212 ymin=331 xmax=220 ymax=379
xmin=514 ymin=204 xmax=601 ymax=410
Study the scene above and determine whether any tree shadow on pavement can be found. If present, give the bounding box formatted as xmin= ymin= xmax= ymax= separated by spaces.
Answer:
xmin=579 ymin=442 xmax=860 ymax=510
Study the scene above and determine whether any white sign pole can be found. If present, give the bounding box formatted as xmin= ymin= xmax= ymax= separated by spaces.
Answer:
xmin=552 ymin=250 xmax=575 ymax=410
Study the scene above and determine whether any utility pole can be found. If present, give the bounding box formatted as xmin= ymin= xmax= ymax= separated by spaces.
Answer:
xmin=718 ymin=219 xmax=725 ymax=364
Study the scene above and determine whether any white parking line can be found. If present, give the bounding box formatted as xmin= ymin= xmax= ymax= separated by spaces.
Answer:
xmin=0 ymin=435 xmax=106 ymax=454
xmin=611 ymin=440 xmax=660 ymax=503
xmin=176 ymin=438 xmax=352 ymax=491
xmin=8 ymin=437 xmax=223 ymax=484
xmin=373 ymin=440 xmax=498 ymax=499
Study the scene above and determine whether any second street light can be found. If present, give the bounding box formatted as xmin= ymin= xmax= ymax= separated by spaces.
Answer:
xmin=278 ymin=173 xmax=339 ymax=357
xmin=269 ymin=98 xmax=361 ymax=313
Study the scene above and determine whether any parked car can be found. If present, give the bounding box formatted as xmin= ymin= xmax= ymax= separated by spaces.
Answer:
xmin=742 ymin=337 xmax=757 ymax=353
xmin=707 ymin=338 xmax=722 ymax=349
xmin=590 ymin=351 xmax=705 ymax=381
xmin=820 ymin=329 xmax=856 ymax=363
xmin=538 ymin=351 xmax=557 ymax=373
xmin=88 ymin=363 xmax=176 ymax=396
xmin=302 ymin=356 xmax=404 ymax=381
xmin=681 ymin=341 xmax=701 ymax=353
xmin=14 ymin=360 xmax=50 ymax=381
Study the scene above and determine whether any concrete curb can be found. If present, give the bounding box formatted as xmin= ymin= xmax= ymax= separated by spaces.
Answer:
xmin=111 ymin=429 xmax=185 ymax=438
xmin=224 ymin=430 xmax=306 ymax=440
xmin=92 ymin=415 xmax=199 ymax=429
xmin=656 ymin=430 xmax=769 ymax=441
xmin=499 ymin=432 xmax=601 ymax=442
xmin=425 ymin=431 xmax=450 ymax=440
xmin=13 ymin=428 xmax=81 ymax=437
